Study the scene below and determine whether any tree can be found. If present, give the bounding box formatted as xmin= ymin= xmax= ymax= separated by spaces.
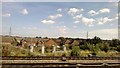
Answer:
xmin=92 ymin=36 xmax=102 ymax=45
xmin=71 ymin=46 xmax=80 ymax=57
xmin=58 ymin=37 xmax=66 ymax=46
xmin=79 ymin=43 xmax=92 ymax=51
xmin=109 ymin=39 xmax=120 ymax=47
xmin=116 ymin=45 xmax=120 ymax=52
xmin=92 ymin=44 xmax=100 ymax=53
xmin=99 ymin=42 xmax=110 ymax=52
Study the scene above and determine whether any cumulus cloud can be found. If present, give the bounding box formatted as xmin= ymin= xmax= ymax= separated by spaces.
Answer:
xmin=88 ymin=10 xmax=99 ymax=16
xmin=97 ymin=17 xmax=113 ymax=25
xmin=81 ymin=17 xmax=95 ymax=27
xmin=74 ymin=21 xmax=80 ymax=24
xmin=2 ymin=13 xmax=11 ymax=17
xmin=57 ymin=8 xmax=62 ymax=12
xmin=68 ymin=8 xmax=84 ymax=16
xmin=99 ymin=8 xmax=110 ymax=13
xmin=73 ymin=14 xmax=95 ymax=27
xmin=41 ymin=20 xmax=55 ymax=24
xmin=48 ymin=14 xmax=62 ymax=19
xmin=88 ymin=8 xmax=110 ymax=16
xmin=73 ymin=14 xmax=83 ymax=20
xmin=20 ymin=9 xmax=28 ymax=15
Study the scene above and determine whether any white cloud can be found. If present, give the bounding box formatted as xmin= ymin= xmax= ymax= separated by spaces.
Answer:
xmin=57 ymin=8 xmax=62 ymax=12
xmin=99 ymin=8 xmax=110 ymax=13
xmin=41 ymin=20 xmax=55 ymax=24
xmin=73 ymin=14 xmax=83 ymax=20
xmin=88 ymin=8 xmax=110 ymax=16
xmin=20 ymin=9 xmax=28 ymax=15
xmin=48 ymin=14 xmax=62 ymax=19
xmin=114 ymin=15 xmax=118 ymax=20
xmin=73 ymin=14 xmax=95 ymax=27
xmin=2 ymin=13 xmax=11 ymax=17
xmin=97 ymin=17 xmax=113 ymax=25
xmin=88 ymin=10 xmax=99 ymax=16
xmin=81 ymin=8 xmax=84 ymax=11
xmin=68 ymin=8 xmax=84 ymax=16
xmin=81 ymin=17 xmax=95 ymax=27
xmin=74 ymin=21 xmax=79 ymax=23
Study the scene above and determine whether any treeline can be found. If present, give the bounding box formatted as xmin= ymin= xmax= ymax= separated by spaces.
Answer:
xmin=69 ymin=36 xmax=120 ymax=57
xmin=35 ymin=36 xmax=120 ymax=53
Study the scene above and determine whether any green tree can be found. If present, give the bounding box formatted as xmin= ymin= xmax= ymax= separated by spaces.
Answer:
xmin=71 ymin=46 xmax=80 ymax=56
xmin=79 ymin=43 xmax=93 ymax=51
xmin=58 ymin=37 xmax=66 ymax=46
xmin=92 ymin=36 xmax=102 ymax=45
xmin=100 ymin=42 xmax=110 ymax=52
xmin=110 ymin=39 xmax=120 ymax=47
xmin=116 ymin=45 xmax=120 ymax=52
xmin=92 ymin=45 xmax=100 ymax=53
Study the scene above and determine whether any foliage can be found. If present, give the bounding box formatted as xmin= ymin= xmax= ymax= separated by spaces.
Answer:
xmin=116 ymin=45 xmax=120 ymax=52
xmin=64 ymin=44 xmax=69 ymax=50
xmin=92 ymin=45 xmax=100 ymax=53
xmin=92 ymin=36 xmax=102 ymax=45
xmin=2 ymin=45 xmax=11 ymax=56
xmin=70 ymin=46 xmax=80 ymax=56
xmin=58 ymin=37 xmax=66 ymax=46
xmin=101 ymin=42 xmax=110 ymax=52
xmin=79 ymin=43 xmax=92 ymax=51
xmin=109 ymin=39 xmax=120 ymax=47
xmin=11 ymin=38 xmax=19 ymax=46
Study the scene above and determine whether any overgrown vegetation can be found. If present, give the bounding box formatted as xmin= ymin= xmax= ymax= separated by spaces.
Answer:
xmin=1 ymin=36 xmax=120 ymax=57
xmin=71 ymin=46 xmax=80 ymax=56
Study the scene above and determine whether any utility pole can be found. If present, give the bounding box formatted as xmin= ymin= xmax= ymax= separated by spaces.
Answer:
xmin=9 ymin=27 xmax=11 ymax=37
xmin=87 ymin=31 xmax=88 ymax=39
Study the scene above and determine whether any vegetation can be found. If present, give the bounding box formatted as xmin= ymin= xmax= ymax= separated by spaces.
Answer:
xmin=71 ymin=46 xmax=80 ymax=56
xmin=1 ymin=36 xmax=120 ymax=57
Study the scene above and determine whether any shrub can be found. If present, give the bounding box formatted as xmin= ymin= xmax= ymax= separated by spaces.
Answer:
xmin=70 ymin=46 xmax=80 ymax=57
xmin=116 ymin=45 xmax=120 ymax=52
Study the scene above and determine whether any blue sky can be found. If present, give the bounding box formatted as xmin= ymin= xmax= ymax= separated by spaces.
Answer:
xmin=2 ymin=2 xmax=118 ymax=40
xmin=1 ymin=0 xmax=120 ymax=2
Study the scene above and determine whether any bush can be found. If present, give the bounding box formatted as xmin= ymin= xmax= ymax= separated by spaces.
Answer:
xmin=71 ymin=46 xmax=80 ymax=57
xmin=97 ymin=42 xmax=110 ymax=52
xmin=116 ymin=45 xmax=120 ymax=52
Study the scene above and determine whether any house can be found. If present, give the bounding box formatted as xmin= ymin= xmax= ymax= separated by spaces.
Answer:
xmin=44 ymin=39 xmax=58 ymax=47
xmin=71 ymin=40 xmax=80 ymax=46
xmin=65 ymin=39 xmax=71 ymax=44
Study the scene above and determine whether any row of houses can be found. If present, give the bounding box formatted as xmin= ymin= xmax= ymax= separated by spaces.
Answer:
xmin=2 ymin=36 xmax=85 ymax=47
xmin=2 ymin=36 xmax=87 ymax=47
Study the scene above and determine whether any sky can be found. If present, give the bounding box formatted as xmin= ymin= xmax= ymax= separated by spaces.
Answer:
xmin=1 ymin=0 xmax=120 ymax=2
xmin=1 ymin=2 xmax=119 ymax=40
